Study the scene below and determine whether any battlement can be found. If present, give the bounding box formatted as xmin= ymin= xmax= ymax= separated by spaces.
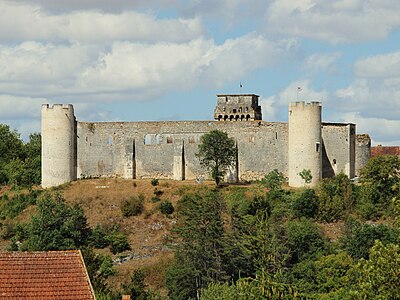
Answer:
xmin=289 ymin=101 xmax=321 ymax=108
xmin=42 ymin=104 xmax=74 ymax=110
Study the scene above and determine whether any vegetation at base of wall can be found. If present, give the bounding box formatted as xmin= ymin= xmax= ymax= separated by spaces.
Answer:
xmin=196 ymin=130 xmax=236 ymax=186
xmin=121 ymin=194 xmax=145 ymax=217
xmin=151 ymin=178 xmax=159 ymax=186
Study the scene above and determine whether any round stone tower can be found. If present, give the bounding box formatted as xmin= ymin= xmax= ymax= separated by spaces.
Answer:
xmin=41 ymin=104 xmax=76 ymax=188
xmin=288 ymin=101 xmax=322 ymax=187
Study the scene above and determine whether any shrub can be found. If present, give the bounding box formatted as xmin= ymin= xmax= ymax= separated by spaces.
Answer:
xmin=151 ymin=178 xmax=159 ymax=186
xmin=154 ymin=188 xmax=164 ymax=196
xmin=160 ymin=201 xmax=174 ymax=215
xmin=261 ymin=169 xmax=286 ymax=190
xmin=121 ymin=194 xmax=144 ymax=217
xmin=151 ymin=197 xmax=161 ymax=203
xmin=292 ymin=189 xmax=319 ymax=219
xmin=107 ymin=231 xmax=131 ymax=254
xmin=91 ymin=224 xmax=109 ymax=248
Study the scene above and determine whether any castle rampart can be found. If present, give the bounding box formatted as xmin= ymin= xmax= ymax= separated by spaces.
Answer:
xmin=41 ymin=96 xmax=370 ymax=187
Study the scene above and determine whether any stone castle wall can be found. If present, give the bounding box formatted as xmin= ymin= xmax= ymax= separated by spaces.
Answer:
xmin=41 ymin=100 xmax=371 ymax=187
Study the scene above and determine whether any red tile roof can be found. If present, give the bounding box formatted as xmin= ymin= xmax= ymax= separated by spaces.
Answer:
xmin=0 ymin=250 xmax=95 ymax=300
xmin=371 ymin=145 xmax=400 ymax=157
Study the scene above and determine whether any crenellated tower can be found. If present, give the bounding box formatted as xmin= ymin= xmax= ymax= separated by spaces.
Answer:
xmin=41 ymin=104 xmax=76 ymax=188
xmin=288 ymin=101 xmax=322 ymax=187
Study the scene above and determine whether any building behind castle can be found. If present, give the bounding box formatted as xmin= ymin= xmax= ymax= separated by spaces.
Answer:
xmin=41 ymin=95 xmax=371 ymax=188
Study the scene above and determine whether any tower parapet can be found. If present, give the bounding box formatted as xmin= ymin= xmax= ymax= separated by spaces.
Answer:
xmin=214 ymin=94 xmax=262 ymax=121
xmin=288 ymin=101 xmax=322 ymax=187
xmin=41 ymin=104 xmax=76 ymax=188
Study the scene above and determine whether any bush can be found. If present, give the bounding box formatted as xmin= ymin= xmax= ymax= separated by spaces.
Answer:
xmin=261 ymin=169 xmax=286 ymax=190
xmin=151 ymin=178 xmax=159 ymax=186
xmin=121 ymin=194 xmax=144 ymax=217
xmin=151 ymin=197 xmax=161 ymax=203
xmin=154 ymin=188 xmax=163 ymax=196
xmin=91 ymin=225 xmax=109 ymax=248
xmin=292 ymin=189 xmax=319 ymax=219
xmin=107 ymin=231 xmax=131 ymax=254
xmin=160 ymin=201 xmax=174 ymax=215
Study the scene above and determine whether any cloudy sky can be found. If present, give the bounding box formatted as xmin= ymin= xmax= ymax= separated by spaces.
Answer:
xmin=1 ymin=0 xmax=400 ymax=145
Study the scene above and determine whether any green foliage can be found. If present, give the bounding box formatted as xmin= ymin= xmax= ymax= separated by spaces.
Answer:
xmin=196 ymin=130 xmax=236 ymax=186
xmin=298 ymin=169 xmax=312 ymax=185
xmin=0 ymin=125 xmax=41 ymax=186
xmin=0 ymin=190 xmax=41 ymax=219
xmin=340 ymin=219 xmax=399 ymax=260
xmin=122 ymin=269 xmax=151 ymax=300
xmin=167 ymin=191 xmax=234 ymax=299
xmin=316 ymin=174 xmax=354 ymax=222
xmin=121 ymin=194 xmax=144 ymax=217
xmin=90 ymin=224 xmax=109 ymax=248
xmin=153 ymin=188 xmax=163 ymax=196
xmin=159 ymin=200 xmax=174 ymax=215
xmin=292 ymin=188 xmax=319 ymax=219
xmin=107 ymin=231 xmax=131 ymax=254
xmin=262 ymin=169 xmax=286 ymax=190
xmin=360 ymin=154 xmax=400 ymax=205
xmin=351 ymin=241 xmax=400 ymax=299
xmin=286 ymin=218 xmax=326 ymax=264
xmin=151 ymin=178 xmax=159 ymax=186
xmin=82 ymin=247 xmax=117 ymax=294
xmin=20 ymin=193 xmax=91 ymax=251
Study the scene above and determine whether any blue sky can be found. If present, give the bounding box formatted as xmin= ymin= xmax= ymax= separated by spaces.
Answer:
xmin=1 ymin=0 xmax=400 ymax=145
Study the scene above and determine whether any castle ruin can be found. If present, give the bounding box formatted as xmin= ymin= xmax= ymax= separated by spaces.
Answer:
xmin=41 ymin=95 xmax=371 ymax=188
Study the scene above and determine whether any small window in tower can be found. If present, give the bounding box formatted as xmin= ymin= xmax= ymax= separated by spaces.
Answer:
xmin=155 ymin=134 xmax=161 ymax=144
xmin=245 ymin=107 xmax=249 ymax=112
xmin=333 ymin=159 xmax=337 ymax=165
xmin=189 ymin=136 xmax=195 ymax=144
xmin=107 ymin=136 xmax=113 ymax=145
xmin=316 ymin=142 xmax=320 ymax=152
xmin=167 ymin=136 xmax=173 ymax=144
xmin=233 ymin=109 xmax=237 ymax=113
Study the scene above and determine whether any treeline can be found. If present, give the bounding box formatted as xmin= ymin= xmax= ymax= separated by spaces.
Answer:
xmin=164 ymin=155 xmax=400 ymax=299
xmin=0 ymin=124 xmax=41 ymax=186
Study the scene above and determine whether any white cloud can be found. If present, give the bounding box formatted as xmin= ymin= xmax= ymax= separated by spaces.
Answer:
xmin=355 ymin=51 xmax=400 ymax=78
xmin=260 ymin=96 xmax=277 ymax=121
xmin=303 ymin=52 xmax=341 ymax=75
xmin=0 ymin=35 xmax=295 ymax=100
xmin=265 ymin=0 xmax=400 ymax=43
xmin=0 ymin=1 xmax=203 ymax=43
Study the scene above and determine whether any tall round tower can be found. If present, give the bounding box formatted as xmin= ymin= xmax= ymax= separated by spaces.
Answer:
xmin=288 ymin=102 xmax=322 ymax=187
xmin=41 ymin=104 xmax=76 ymax=188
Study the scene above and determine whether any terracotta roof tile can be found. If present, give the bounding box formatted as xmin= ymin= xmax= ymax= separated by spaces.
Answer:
xmin=0 ymin=250 xmax=95 ymax=300
xmin=371 ymin=146 xmax=400 ymax=157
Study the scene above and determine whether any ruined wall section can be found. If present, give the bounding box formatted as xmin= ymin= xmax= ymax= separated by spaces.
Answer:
xmin=355 ymin=134 xmax=371 ymax=177
xmin=42 ymin=104 xmax=76 ymax=188
xmin=321 ymin=123 xmax=355 ymax=178
xmin=76 ymin=121 xmax=289 ymax=182
xmin=288 ymin=102 xmax=322 ymax=187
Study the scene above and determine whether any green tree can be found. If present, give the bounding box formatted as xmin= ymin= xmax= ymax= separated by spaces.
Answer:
xmin=353 ymin=241 xmax=400 ymax=299
xmin=196 ymin=130 xmax=236 ymax=186
xmin=21 ymin=193 xmax=91 ymax=251
xmin=0 ymin=124 xmax=24 ymax=185
xmin=360 ymin=154 xmax=400 ymax=205
xmin=262 ymin=169 xmax=286 ymax=191
xmin=166 ymin=191 xmax=229 ymax=299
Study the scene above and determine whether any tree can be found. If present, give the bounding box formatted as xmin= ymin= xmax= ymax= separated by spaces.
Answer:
xmin=196 ymin=130 xmax=236 ymax=186
xmin=166 ymin=191 xmax=229 ymax=299
xmin=360 ymin=155 xmax=400 ymax=205
xmin=21 ymin=193 xmax=91 ymax=251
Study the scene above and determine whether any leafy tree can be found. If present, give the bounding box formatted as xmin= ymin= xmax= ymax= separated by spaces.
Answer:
xmin=20 ymin=193 xmax=91 ymax=251
xmin=286 ymin=218 xmax=326 ymax=265
xmin=316 ymin=174 xmax=355 ymax=222
xmin=107 ymin=231 xmax=131 ymax=254
xmin=340 ymin=219 xmax=399 ymax=260
xmin=360 ymin=154 xmax=400 ymax=205
xmin=262 ymin=169 xmax=286 ymax=191
xmin=196 ymin=130 xmax=236 ymax=186
xmin=353 ymin=241 xmax=400 ymax=299
xmin=292 ymin=188 xmax=319 ymax=219
xmin=166 ymin=191 xmax=230 ymax=299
